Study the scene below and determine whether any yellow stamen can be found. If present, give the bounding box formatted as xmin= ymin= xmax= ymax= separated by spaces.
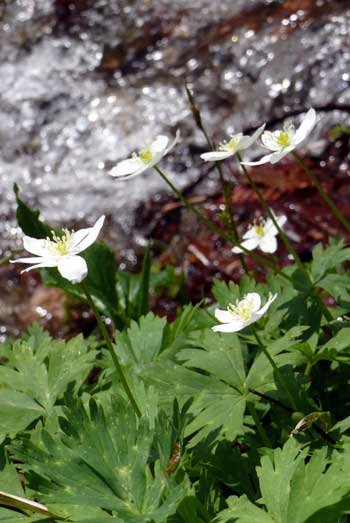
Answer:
xmin=139 ymin=149 xmax=153 ymax=164
xmin=276 ymin=131 xmax=292 ymax=148
xmin=254 ymin=224 xmax=265 ymax=236
xmin=46 ymin=229 xmax=73 ymax=255
xmin=228 ymin=296 xmax=255 ymax=321
xmin=219 ymin=136 xmax=239 ymax=152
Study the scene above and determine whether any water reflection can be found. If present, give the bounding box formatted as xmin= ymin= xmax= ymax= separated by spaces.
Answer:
xmin=0 ymin=0 xmax=349 ymax=257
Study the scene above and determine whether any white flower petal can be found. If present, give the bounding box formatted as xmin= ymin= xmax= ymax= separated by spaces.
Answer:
xmin=256 ymin=292 xmax=277 ymax=318
xmin=214 ymin=308 xmax=235 ymax=324
xmin=261 ymin=131 xmax=281 ymax=151
xmin=108 ymin=157 xmax=145 ymax=178
xmin=10 ymin=254 xmax=57 ymax=273
xmin=264 ymin=214 xmax=287 ymax=236
xmin=71 ymin=215 xmax=105 ymax=252
xmin=269 ymin=148 xmax=293 ymax=164
xmin=150 ymin=135 xmax=169 ymax=154
xmin=22 ymin=236 xmax=49 ymax=257
xmin=200 ymin=150 xmax=234 ymax=162
xmin=242 ymin=227 xmax=259 ymax=240
xmin=239 ymin=124 xmax=266 ymax=150
xmin=212 ymin=320 xmax=245 ymax=333
xmin=20 ymin=262 xmax=58 ymax=273
xmin=241 ymin=152 xmax=275 ymax=166
xmin=232 ymin=237 xmax=259 ymax=253
xmin=164 ymin=129 xmax=181 ymax=155
xmin=10 ymin=256 xmax=48 ymax=265
xmin=244 ymin=293 xmax=261 ymax=312
xmin=259 ymin=235 xmax=277 ymax=253
xmin=294 ymin=108 xmax=316 ymax=145
xmin=57 ymin=255 xmax=88 ymax=283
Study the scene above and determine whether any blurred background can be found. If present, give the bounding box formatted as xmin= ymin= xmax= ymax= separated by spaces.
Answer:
xmin=0 ymin=0 xmax=349 ymax=336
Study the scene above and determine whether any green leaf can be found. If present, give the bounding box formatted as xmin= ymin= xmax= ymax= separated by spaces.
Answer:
xmin=10 ymin=397 xmax=189 ymax=522
xmin=220 ymin=437 xmax=350 ymax=522
xmin=0 ymin=324 xmax=96 ymax=440
xmin=321 ymin=328 xmax=350 ymax=353
xmin=311 ymin=241 xmax=350 ymax=282
xmin=0 ymin=463 xmax=51 ymax=521
xmin=0 ymin=390 xmax=45 ymax=442
xmin=116 ymin=313 xmax=167 ymax=367
xmin=143 ymin=329 xmax=248 ymax=445
xmin=14 ymin=184 xmax=51 ymax=239
xmin=136 ymin=243 xmax=151 ymax=317
xmin=246 ymin=327 xmax=306 ymax=395
xmin=41 ymin=242 xmax=119 ymax=324
xmin=215 ymin=495 xmax=274 ymax=523
xmin=317 ymin=273 xmax=350 ymax=302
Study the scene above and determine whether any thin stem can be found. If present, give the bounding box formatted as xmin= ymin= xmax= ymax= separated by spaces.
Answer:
xmin=237 ymin=153 xmax=334 ymax=323
xmin=80 ymin=282 xmax=141 ymax=418
xmin=247 ymin=402 xmax=272 ymax=447
xmin=251 ymin=326 xmax=297 ymax=411
xmin=184 ymin=84 xmax=248 ymax=274
xmin=236 ymin=152 xmax=304 ymax=271
xmin=311 ymin=289 xmax=334 ymax=323
xmin=153 ymin=165 xmax=292 ymax=282
xmin=248 ymin=387 xmax=336 ymax=445
xmin=292 ymin=151 xmax=350 ymax=233
xmin=249 ymin=388 xmax=293 ymax=413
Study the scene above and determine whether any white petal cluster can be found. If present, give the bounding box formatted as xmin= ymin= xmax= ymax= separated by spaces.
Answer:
xmin=109 ymin=131 xmax=180 ymax=179
xmin=212 ymin=292 xmax=277 ymax=333
xmin=232 ymin=212 xmax=287 ymax=254
xmin=242 ymin=108 xmax=316 ymax=166
xmin=200 ymin=125 xmax=265 ymax=162
xmin=11 ymin=216 xmax=105 ymax=284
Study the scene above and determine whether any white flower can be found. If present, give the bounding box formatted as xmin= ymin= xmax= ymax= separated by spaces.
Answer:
xmin=200 ymin=125 xmax=265 ymax=162
xmin=232 ymin=212 xmax=287 ymax=254
xmin=212 ymin=292 xmax=277 ymax=333
xmin=10 ymin=216 xmax=105 ymax=284
xmin=108 ymin=131 xmax=180 ymax=179
xmin=242 ymin=108 xmax=316 ymax=166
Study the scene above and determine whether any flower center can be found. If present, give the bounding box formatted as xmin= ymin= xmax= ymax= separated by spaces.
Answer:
xmin=218 ymin=134 xmax=240 ymax=152
xmin=46 ymin=230 xmax=73 ymax=256
xmin=254 ymin=224 xmax=265 ymax=237
xmin=139 ymin=148 xmax=154 ymax=164
xmin=276 ymin=131 xmax=292 ymax=148
xmin=228 ymin=296 xmax=255 ymax=321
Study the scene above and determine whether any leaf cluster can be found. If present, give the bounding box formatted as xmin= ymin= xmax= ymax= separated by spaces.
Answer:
xmin=3 ymin=190 xmax=350 ymax=522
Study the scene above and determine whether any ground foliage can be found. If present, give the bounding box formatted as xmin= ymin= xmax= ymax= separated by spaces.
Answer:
xmin=2 ymin=191 xmax=350 ymax=521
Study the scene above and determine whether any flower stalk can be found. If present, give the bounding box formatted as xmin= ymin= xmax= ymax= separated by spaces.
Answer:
xmin=153 ymin=165 xmax=292 ymax=282
xmin=80 ymin=282 xmax=141 ymax=418
xmin=292 ymin=151 xmax=350 ymax=233
xmin=237 ymin=152 xmax=304 ymax=270
xmin=184 ymin=84 xmax=248 ymax=274
xmin=251 ymin=326 xmax=297 ymax=411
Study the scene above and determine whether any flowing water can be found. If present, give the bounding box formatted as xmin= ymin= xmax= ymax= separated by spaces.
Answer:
xmin=0 ymin=0 xmax=349 ymax=334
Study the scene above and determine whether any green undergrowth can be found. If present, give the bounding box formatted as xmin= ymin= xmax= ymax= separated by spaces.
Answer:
xmin=2 ymin=190 xmax=350 ymax=522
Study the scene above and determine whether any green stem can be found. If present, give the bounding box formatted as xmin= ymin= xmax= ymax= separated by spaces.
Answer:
xmin=237 ymin=153 xmax=334 ymax=323
xmin=153 ymin=165 xmax=292 ymax=282
xmin=248 ymin=387 xmax=336 ymax=445
xmin=311 ymin=288 xmax=333 ymax=323
xmin=184 ymin=83 xmax=248 ymax=274
xmin=304 ymin=361 xmax=313 ymax=377
xmin=237 ymin=152 xmax=304 ymax=271
xmin=80 ymin=282 xmax=141 ymax=418
xmin=292 ymin=151 xmax=350 ymax=233
xmin=251 ymin=326 xmax=297 ymax=411
xmin=247 ymin=402 xmax=272 ymax=447
xmin=248 ymin=388 xmax=293 ymax=413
